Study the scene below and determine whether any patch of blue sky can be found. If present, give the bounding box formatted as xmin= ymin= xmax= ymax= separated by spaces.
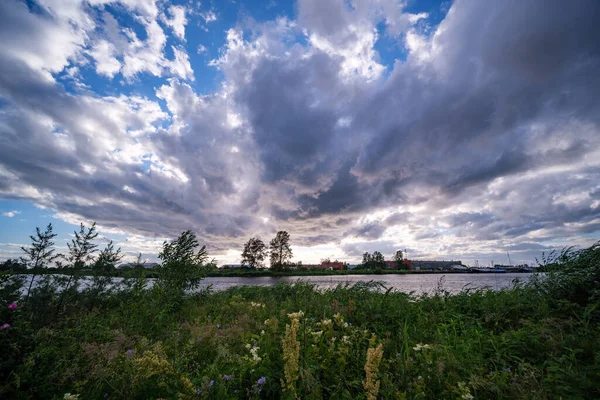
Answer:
xmin=373 ymin=0 xmax=449 ymax=76
xmin=0 ymin=199 xmax=129 ymax=260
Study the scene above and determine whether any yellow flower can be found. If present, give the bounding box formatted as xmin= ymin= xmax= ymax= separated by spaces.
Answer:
xmin=363 ymin=343 xmax=383 ymax=400
xmin=281 ymin=313 xmax=301 ymax=397
xmin=287 ymin=311 xmax=304 ymax=320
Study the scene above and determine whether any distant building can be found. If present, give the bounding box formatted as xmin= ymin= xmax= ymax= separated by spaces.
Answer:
xmin=222 ymin=264 xmax=245 ymax=269
xmin=409 ymin=260 xmax=463 ymax=271
xmin=320 ymin=260 xmax=344 ymax=270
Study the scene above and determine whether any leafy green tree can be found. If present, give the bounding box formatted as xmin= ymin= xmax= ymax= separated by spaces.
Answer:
xmin=66 ymin=222 xmax=99 ymax=269
xmin=361 ymin=251 xmax=385 ymax=269
xmin=93 ymin=240 xmax=123 ymax=273
xmin=157 ymin=230 xmax=208 ymax=294
xmin=241 ymin=237 xmax=267 ymax=268
xmin=57 ymin=222 xmax=99 ymax=313
xmin=362 ymin=252 xmax=372 ymax=268
xmin=21 ymin=223 xmax=59 ymax=298
xmin=372 ymin=251 xmax=385 ymax=268
xmin=394 ymin=250 xmax=407 ymax=270
xmin=269 ymin=231 xmax=293 ymax=270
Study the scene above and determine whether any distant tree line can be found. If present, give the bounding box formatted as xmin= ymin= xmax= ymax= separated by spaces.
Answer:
xmin=2 ymin=224 xmax=409 ymax=280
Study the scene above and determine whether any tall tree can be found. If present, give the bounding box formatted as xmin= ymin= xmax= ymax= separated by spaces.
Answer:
xmin=362 ymin=252 xmax=372 ymax=268
xmin=241 ymin=237 xmax=267 ymax=268
xmin=157 ymin=230 xmax=208 ymax=293
xmin=94 ymin=240 xmax=123 ymax=273
xmin=57 ymin=222 xmax=99 ymax=313
xmin=67 ymin=222 xmax=99 ymax=269
xmin=394 ymin=250 xmax=407 ymax=270
xmin=372 ymin=251 xmax=385 ymax=268
xmin=21 ymin=223 xmax=59 ymax=298
xmin=269 ymin=231 xmax=293 ymax=270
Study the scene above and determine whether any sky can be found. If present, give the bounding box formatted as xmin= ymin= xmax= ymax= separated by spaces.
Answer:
xmin=1 ymin=0 xmax=599 ymax=267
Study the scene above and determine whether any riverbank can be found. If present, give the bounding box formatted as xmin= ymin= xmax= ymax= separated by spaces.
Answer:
xmin=1 ymin=243 xmax=598 ymax=399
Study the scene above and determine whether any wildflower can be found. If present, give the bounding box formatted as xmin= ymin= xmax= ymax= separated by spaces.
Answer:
xmin=249 ymin=346 xmax=262 ymax=362
xmin=287 ymin=311 xmax=304 ymax=320
xmin=104 ymin=393 xmax=108 ymax=398
xmin=264 ymin=319 xmax=270 ymax=325
xmin=126 ymin=349 xmax=133 ymax=356
xmin=257 ymin=376 xmax=266 ymax=385
xmin=8 ymin=302 xmax=17 ymax=310
xmin=0 ymin=323 xmax=10 ymax=330
xmin=363 ymin=343 xmax=383 ymax=400
xmin=260 ymin=330 xmax=265 ymax=335
xmin=109 ymin=357 xmax=114 ymax=361
xmin=311 ymin=330 xmax=323 ymax=337
xmin=216 ymin=324 xmax=221 ymax=329
xmin=196 ymin=389 xmax=201 ymax=395
xmin=224 ymin=375 xmax=231 ymax=381
xmin=63 ymin=394 xmax=80 ymax=400
xmin=413 ymin=343 xmax=431 ymax=351
xmin=320 ymin=318 xmax=332 ymax=326
xmin=281 ymin=315 xmax=301 ymax=395
xmin=461 ymin=394 xmax=474 ymax=400
xmin=209 ymin=380 xmax=214 ymax=387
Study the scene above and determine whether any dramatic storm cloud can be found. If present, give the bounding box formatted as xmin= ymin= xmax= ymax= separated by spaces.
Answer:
xmin=0 ymin=0 xmax=599 ymax=265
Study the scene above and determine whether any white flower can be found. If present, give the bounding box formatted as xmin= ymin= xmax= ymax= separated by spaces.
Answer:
xmin=413 ymin=343 xmax=432 ymax=351
xmin=260 ymin=330 xmax=265 ymax=336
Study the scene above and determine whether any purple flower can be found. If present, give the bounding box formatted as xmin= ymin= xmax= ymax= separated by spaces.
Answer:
xmin=8 ymin=302 xmax=17 ymax=310
xmin=216 ymin=324 xmax=221 ymax=329
xmin=0 ymin=323 xmax=10 ymax=330
xmin=209 ymin=380 xmax=214 ymax=387
xmin=109 ymin=357 xmax=114 ymax=361
xmin=104 ymin=393 xmax=108 ymax=398
xmin=126 ymin=349 xmax=133 ymax=356
xmin=196 ymin=389 xmax=201 ymax=395
xmin=257 ymin=376 xmax=266 ymax=385
xmin=224 ymin=375 xmax=231 ymax=381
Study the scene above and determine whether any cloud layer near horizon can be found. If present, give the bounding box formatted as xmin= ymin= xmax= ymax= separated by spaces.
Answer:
xmin=1 ymin=0 xmax=599 ymax=264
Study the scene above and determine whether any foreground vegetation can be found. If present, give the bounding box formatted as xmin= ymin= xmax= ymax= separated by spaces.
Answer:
xmin=1 ymin=242 xmax=599 ymax=399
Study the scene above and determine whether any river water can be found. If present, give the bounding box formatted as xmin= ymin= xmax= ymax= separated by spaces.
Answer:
xmin=20 ymin=273 xmax=540 ymax=296
xmin=198 ymin=273 xmax=538 ymax=295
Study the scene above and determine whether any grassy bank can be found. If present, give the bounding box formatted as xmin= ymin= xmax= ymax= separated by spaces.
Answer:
xmin=1 ymin=244 xmax=599 ymax=399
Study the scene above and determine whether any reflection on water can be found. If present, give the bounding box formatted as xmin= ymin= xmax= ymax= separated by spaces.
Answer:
xmin=198 ymin=273 xmax=537 ymax=295
xmin=21 ymin=273 xmax=539 ymax=296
